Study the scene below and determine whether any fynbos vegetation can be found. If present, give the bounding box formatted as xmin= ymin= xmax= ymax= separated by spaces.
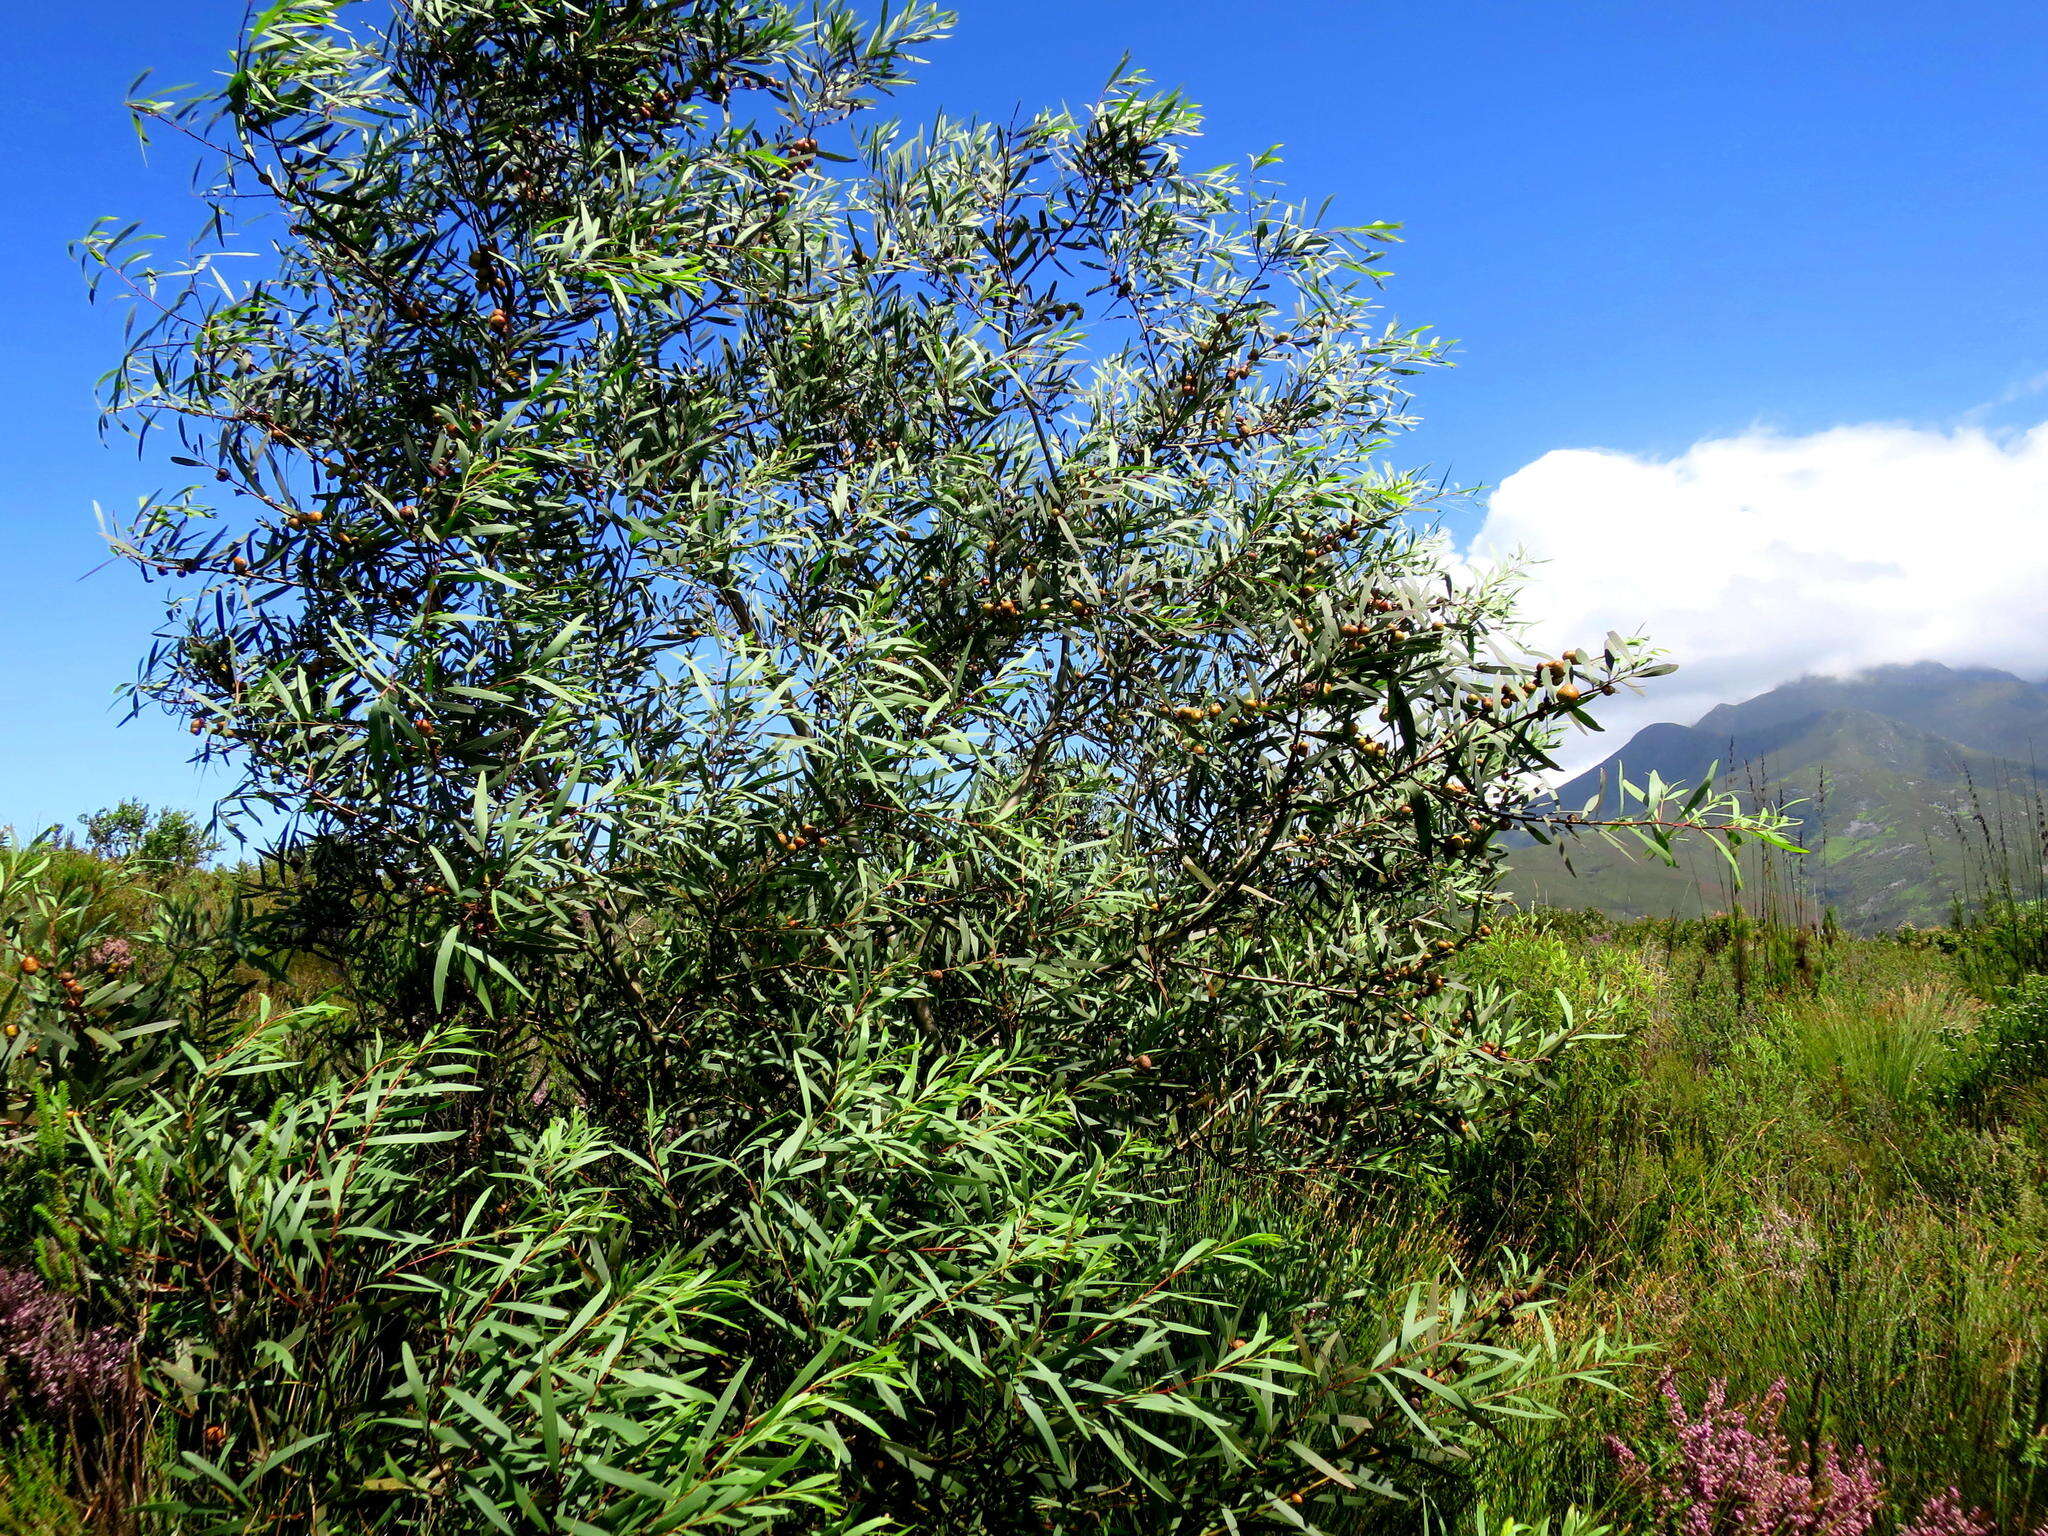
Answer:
xmin=10 ymin=4 xmax=2031 ymax=1536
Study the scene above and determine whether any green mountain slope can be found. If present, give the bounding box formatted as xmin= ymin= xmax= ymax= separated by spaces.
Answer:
xmin=1508 ymin=663 xmax=2048 ymax=930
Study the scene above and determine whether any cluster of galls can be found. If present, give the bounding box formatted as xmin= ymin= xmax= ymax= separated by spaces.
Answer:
xmin=975 ymin=593 xmax=1094 ymax=622
xmin=1383 ymin=958 xmax=1448 ymax=998
xmin=1344 ymin=589 xmax=1456 ymax=642
xmin=1339 ymin=615 xmax=1443 ymax=646
xmin=1538 ymin=649 xmax=1595 ymax=706
xmin=8 ymin=954 xmax=40 ymax=1039
xmin=1383 ymin=935 xmax=1463 ymax=981
xmin=633 ymin=89 xmax=677 ymax=122
xmin=187 ymin=711 xmax=250 ymax=742
xmin=1461 ymin=656 xmax=1606 ymax=719
xmin=1346 ymin=732 xmax=1391 ymax=761
xmin=772 ymin=821 xmax=835 ymax=852
xmin=1159 ymin=698 xmax=1233 ymax=756
xmin=53 ymin=969 xmax=89 ymax=1013
xmin=1169 ymin=334 xmax=1274 ymax=407
xmin=1296 ymin=518 xmax=1369 ymax=559
xmin=5 ymin=952 xmax=86 ymax=1042
xmin=760 ymin=135 xmax=818 ymax=209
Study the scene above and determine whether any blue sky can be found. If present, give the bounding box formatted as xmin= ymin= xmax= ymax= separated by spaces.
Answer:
xmin=7 ymin=0 xmax=2048 ymax=832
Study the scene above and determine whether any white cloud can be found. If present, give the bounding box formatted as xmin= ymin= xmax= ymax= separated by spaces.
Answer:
xmin=1465 ymin=421 xmax=2048 ymax=775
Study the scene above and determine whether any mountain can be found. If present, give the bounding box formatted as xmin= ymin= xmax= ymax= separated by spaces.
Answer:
xmin=1690 ymin=663 xmax=2048 ymax=763
xmin=1507 ymin=663 xmax=2048 ymax=931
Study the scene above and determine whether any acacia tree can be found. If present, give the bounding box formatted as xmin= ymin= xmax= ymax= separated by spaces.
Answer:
xmin=68 ymin=2 xmax=1763 ymax=1528
xmin=85 ymin=0 xmax=1732 ymax=1143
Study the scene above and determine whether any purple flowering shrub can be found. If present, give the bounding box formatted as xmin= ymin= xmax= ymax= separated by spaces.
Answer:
xmin=1608 ymin=1372 xmax=1996 ymax=1536
xmin=82 ymin=936 xmax=135 ymax=975
xmin=0 ymin=1266 xmax=127 ymax=1419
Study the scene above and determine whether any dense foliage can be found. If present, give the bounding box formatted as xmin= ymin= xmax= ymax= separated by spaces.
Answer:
xmin=1 ymin=3 xmax=1799 ymax=1534
xmin=82 ymin=0 xmax=1690 ymax=1145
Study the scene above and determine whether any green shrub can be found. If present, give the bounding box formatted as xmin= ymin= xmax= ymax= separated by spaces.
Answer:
xmin=1936 ymin=974 xmax=2048 ymax=1116
xmin=17 ymin=0 xmax=1773 ymax=1526
xmin=0 ymin=1431 xmax=87 ymax=1536
xmin=50 ymin=1012 xmax=882 ymax=1533
xmin=29 ymin=998 xmax=1632 ymax=1534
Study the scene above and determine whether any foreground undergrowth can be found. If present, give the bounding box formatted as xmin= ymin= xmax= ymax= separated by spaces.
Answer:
xmin=1424 ymin=909 xmax=2048 ymax=1532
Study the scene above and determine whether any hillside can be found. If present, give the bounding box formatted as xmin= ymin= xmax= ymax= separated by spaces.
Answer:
xmin=1509 ymin=662 xmax=2048 ymax=929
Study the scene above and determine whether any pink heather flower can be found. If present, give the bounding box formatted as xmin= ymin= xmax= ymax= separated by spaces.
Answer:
xmin=0 ymin=1265 xmax=128 ymax=1417
xmin=1897 ymin=1490 xmax=1992 ymax=1536
xmin=85 ymin=936 xmax=135 ymax=973
xmin=1607 ymin=1372 xmax=1969 ymax=1536
xmin=1814 ymin=1446 xmax=1887 ymax=1536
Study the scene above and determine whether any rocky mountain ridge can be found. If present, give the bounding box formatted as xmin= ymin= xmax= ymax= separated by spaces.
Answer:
xmin=1510 ymin=662 xmax=2048 ymax=930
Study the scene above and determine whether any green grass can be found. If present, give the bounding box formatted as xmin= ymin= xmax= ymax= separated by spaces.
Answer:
xmin=0 ymin=1433 xmax=87 ymax=1536
xmin=1433 ymin=917 xmax=2048 ymax=1530
xmin=1203 ymin=914 xmax=2048 ymax=1532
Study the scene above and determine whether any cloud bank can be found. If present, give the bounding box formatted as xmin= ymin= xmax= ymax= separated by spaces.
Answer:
xmin=1466 ymin=421 xmax=2048 ymax=771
